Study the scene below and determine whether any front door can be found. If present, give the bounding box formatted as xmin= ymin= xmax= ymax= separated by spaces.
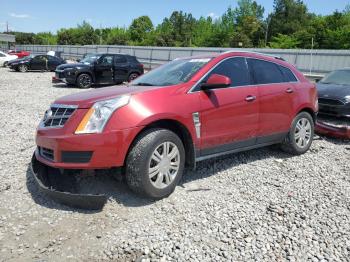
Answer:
xmin=94 ymin=55 xmax=114 ymax=84
xmin=199 ymin=57 xmax=259 ymax=156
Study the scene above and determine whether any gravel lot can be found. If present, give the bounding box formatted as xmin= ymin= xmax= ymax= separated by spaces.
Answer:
xmin=0 ymin=67 xmax=349 ymax=261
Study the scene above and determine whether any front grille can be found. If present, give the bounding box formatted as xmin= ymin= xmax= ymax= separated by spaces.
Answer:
xmin=318 ymin=98 xmax=345 ymax=106
xmin=39 ymin=147 xmax=54 ymax=161
xmin=41 ymin=104 xmax=77 ymax=128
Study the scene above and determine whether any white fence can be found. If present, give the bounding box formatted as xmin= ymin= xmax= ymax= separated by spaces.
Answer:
xmin=3 ymin=44 xmax=350 ymax=75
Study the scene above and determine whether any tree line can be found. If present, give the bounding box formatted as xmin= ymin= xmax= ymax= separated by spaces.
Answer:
xmin=5 ymin=0 xmax=350 ymax=49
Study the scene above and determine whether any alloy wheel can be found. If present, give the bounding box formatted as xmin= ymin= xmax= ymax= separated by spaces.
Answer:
xmin=128 ymin=73 xmax=139 ymax=82
xmin=148 ymin=142 xmax=180 ymax=189
xmin=79 ymin=75 xmax=91 ymax=88
xmin=294 ymin=118 xmax=312 ymax=149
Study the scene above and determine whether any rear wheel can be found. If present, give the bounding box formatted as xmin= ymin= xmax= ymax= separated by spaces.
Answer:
xmin=126 ymin=129 xmax=185 ymax=199
xmin=128 ymin=72 xmax=139 ymax=82
xmin=77 ymin=73 xmax=92 ymax=88
xmin=281 ymin=112 xmax=314 ymax=155
xmin=3 ymin=61 xmax=8 ymax=67
xmin=18 ymin=64 xmax=28 ymax=72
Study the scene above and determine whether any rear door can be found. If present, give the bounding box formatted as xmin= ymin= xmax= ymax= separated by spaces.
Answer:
xmin=247 ymin=58 xmax=296 ymax=143
xmin=199 ymin=57 xmax=259 ymax=156
xmin=113 ymin=55 xmax=129 ymax=83
xmin=94 ymin=54 xmax=114 ymax=84
xmin=47 ymin=56 xmax=61 ymax=70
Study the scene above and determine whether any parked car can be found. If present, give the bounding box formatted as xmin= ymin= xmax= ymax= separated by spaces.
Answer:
xmin=32 ymin=51 xmax=317 ymax=202
xmin=53 ymin=53 xmax=144 ymax=88
xmin=316 ymin=68 xmax=350 ymax=118
xmin=8 ymin=54 xmax=66 ymax=72
xmin=0 ymin=51 xmax=17 ymax=67
xmin=7 ymin=50 xmax=30 ymax=59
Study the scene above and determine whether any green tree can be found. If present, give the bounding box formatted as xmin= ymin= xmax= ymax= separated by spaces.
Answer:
xmin=269 ymin=33 xmax=300 ymax=48
xmin=129 ymin=16 xmax=153 ymax=44
xmin=268 ymin=0 xmax=311 ymax=41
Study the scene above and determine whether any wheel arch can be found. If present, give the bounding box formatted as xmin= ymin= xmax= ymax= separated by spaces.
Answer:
xmin=296 ymin=107 xmax=316 ymax=123
xmin=124 ymin=119 xmax=196 ymax=169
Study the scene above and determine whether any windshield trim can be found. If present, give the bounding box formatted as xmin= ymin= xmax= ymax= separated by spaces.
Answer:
xmin=131 ymin=57 xmax=213 ymax=87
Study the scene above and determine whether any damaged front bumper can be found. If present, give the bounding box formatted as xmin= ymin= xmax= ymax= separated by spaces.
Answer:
xmin=315 ymin=121 xmax=350 ymax=139
xmin=30 ymin=154 xmax=107 ymax=210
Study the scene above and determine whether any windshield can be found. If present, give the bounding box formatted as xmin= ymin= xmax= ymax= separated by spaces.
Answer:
xmin=80 ymin=54 xmax=101 ymax=65
xmin=320 ymin=70 xmax=350 ymax=85
xmin=132 ymin=58 xmax=212 ymax=86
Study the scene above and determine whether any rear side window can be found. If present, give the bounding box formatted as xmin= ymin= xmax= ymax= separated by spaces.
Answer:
xmin=248 ymin=59 xmax=285 ymax=84
xmin=204 ymin=57 xmax=251 ymax=87
xmin=279 ymin=65 xmax=298 ymax=82
xmin=128 ymin=56 xmax=139 ymax=63
xmin=115 ymin=55 xmax=127 ymax=64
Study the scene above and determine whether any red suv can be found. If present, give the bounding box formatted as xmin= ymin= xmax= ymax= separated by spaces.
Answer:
xmin=33 ymin=51 xmax=318 ymax=200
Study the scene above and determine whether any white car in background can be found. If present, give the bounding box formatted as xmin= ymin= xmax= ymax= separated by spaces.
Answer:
xmin=0 ymin=51 xmax=18 ymax=67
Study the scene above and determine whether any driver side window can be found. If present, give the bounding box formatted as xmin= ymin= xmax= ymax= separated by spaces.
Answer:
xmin=100 ymin=55 xmax=113 ymax=65
xmin=204 ymin=57 xmax=251 ymax=87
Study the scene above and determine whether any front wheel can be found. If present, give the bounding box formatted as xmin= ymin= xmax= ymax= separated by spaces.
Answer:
xmin=281 ymin=112 xmax=314 ymax=155
xmin=18 ymin=64 xmax=28 ymax=72
xmin=3 ymin=61 xmax=8 ymax=67
xmin=77 ymin=73 xmax=92 ymax=88
xmin=126 ymin=129 xmax=185 ymax=199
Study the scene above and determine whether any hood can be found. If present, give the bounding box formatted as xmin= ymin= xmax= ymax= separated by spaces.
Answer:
xmin=317 ymin=83 xmax=350 ymax=100
xmin=56 ymin=63 xmax=90 ymax=70
xmin=8 ymin=57 xmax=29 ymax=64
xmin=54 ymin=85 xmax=162 ymax=108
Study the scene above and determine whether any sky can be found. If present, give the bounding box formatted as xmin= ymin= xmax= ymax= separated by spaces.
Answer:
xmin=0 ymin=0 xmax=349 ymax=33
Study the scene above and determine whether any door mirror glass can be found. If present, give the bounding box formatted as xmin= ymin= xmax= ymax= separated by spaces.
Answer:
xmin=201 ymin=74 xmax=231 ymax=90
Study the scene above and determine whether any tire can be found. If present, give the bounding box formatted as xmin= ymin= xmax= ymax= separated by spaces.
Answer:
xmin=77 ymin=73 xmax=92 ymax=89
xmin=3 ymin=61 xmax=8 ymax=67
xmin=126 ymin=128 xmax=185 ymax=199
xmin=128 ymin=72 xmax=139 ymax=82
xmin=280 ymin=112 xmax=314 ymax=155
xmin=18 ymin=64 xmax=28 ymax=72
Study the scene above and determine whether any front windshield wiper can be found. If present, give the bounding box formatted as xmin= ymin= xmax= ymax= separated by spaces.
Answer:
xmin=133 ymin=82 xmax=154 ymax=86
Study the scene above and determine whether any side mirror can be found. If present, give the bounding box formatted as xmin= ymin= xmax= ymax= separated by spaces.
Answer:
xmin=315 ymin=78 xmax=321 ymax=83
xmin=201 ymin=74 xmax=231 ymax=90
xmin=76 ymin=59 xmax=81 ymax=62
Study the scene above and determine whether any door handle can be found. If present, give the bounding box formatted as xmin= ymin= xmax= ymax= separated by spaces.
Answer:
xmin=286 ymin=88 xmax=294 ymax=93
xmin=245 ymin=95 xmax=256 ymax=102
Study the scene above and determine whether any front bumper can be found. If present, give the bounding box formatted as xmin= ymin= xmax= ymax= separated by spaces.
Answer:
xmin=31 ymin=154 xmax=107 ymax=210
xmin=315 ymin=121 xmax=350 ymax=139
xmin=35 ymin=125 xmax=143 ymax=169
xmin=54 ymin=71 xmax=76 ymax=84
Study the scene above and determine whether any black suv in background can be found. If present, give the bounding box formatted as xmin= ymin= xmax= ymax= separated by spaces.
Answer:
xmin=54 ymin=53 xmax=144 ymax=88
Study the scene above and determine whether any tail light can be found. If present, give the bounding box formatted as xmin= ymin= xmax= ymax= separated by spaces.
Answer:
xmin=140 ymin=63 xmax=144 ymax=68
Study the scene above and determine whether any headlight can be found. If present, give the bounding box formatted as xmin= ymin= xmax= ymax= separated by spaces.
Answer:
xmin=75 ymin=95 xmax=130 ymax=134
xmin=345 ymin=95 xmax=350 ymax=103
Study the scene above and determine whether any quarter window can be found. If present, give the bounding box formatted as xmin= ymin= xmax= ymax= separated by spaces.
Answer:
xmin=279 ymin=65 xmax=298 ymax=82
xmin=203 ymin=57 xmax=251 ymax=87
xmin=248 ymin=59 xmax=285 ymax=84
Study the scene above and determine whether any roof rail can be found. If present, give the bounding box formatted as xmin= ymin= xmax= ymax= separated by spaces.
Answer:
xmin=222 ymin=50 xmax=285 ymax=61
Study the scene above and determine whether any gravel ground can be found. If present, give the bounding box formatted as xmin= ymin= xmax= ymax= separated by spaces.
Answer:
xmin=0 ymin=67 xmax=349 ymax=261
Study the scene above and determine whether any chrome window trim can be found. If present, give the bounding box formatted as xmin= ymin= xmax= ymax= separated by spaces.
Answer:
xmin=188 ymin=55 xmax=300 ymax=94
